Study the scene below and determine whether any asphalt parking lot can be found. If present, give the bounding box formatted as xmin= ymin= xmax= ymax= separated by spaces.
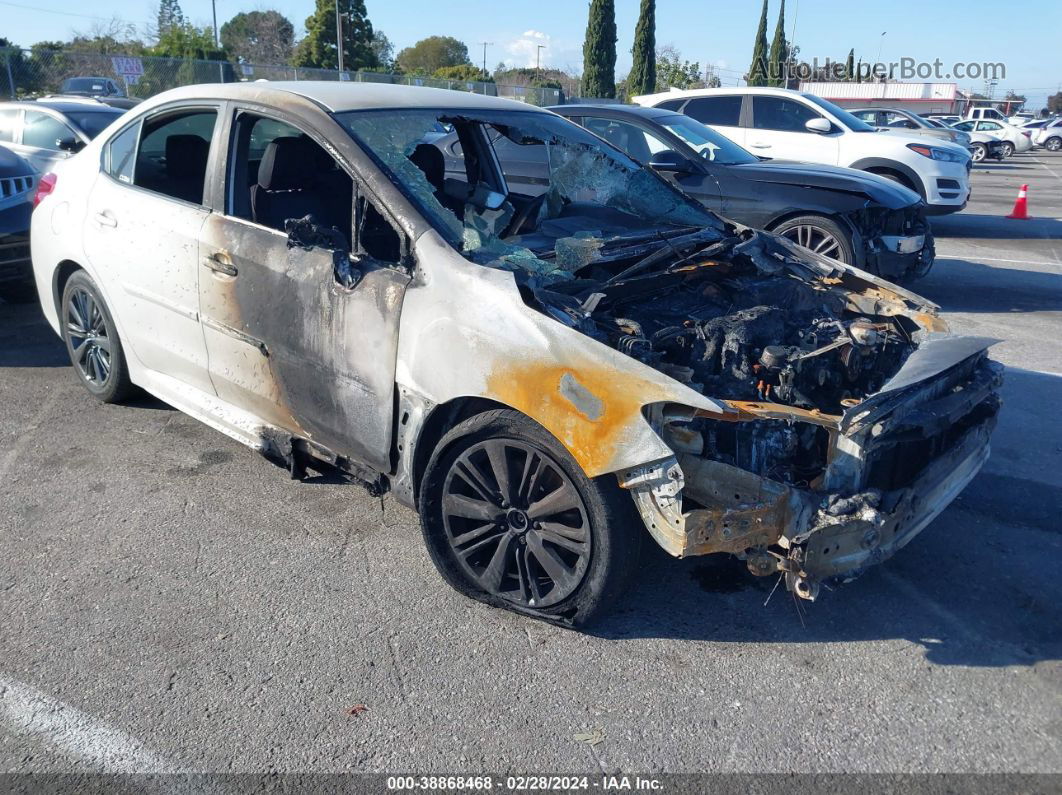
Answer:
xmin=1 ymin=153 xmax=1060 ymax=775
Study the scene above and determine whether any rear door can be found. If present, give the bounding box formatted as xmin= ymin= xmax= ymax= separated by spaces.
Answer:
xmin=196 ymin=107 xmax=411 ymax=471
xmin=12 ymin=109 xmax=76 ymax=174
xmin=746 ymin=95 xmax=841 ymax=164
xmin=682 ymin=95 xmax=746 ymax=147
xmin=81 ymin=105 xmax=220 ymax=394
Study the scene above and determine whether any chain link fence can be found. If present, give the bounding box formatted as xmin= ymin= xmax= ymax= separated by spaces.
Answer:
xmin=0 ymin=48 xmax=564 ymax=107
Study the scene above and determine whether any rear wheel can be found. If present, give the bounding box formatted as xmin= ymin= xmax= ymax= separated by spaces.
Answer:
xmin=61 ymin=270 xmax=134 ymax=403
xmin=772 ymin=214 xmax=855 ymax=264
xmin=1000 ymin=141 xmax=1015 ymax=157
xmin=1045 ymin=136 xmax=1061 ymax=152
xmin=419 ymin=409 xmax=642 ymax=626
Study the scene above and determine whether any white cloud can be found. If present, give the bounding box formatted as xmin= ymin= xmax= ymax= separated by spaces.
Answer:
xmin=505 ymin=29 xmax=552 ymax=69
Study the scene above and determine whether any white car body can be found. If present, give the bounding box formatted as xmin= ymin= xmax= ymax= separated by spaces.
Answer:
xmin=1034 ymin=118 xmax=1062 ymax=151
xmin=951 ymin=119 xmax=1033 ymax=154
xmin=964 ymin=107 xmax=1008 ymax=122
xmin=632 ymin=87 xmax=971 ymax=215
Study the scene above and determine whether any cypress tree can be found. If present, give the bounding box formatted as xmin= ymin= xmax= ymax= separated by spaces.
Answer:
xmin=767 ymin=0 xmax=787 ymax=87
xmin=582 ymin=0 xmax=617 ymax=98
xmin=628 ymin=0 xmax=656 ymax=96
xmin=845 ymin=49 xmax=855 ymax=81
xmin=747 ymin=0 xmax=770 ymax=87
xmin=293 ymin=0 xmax=378 ymax=71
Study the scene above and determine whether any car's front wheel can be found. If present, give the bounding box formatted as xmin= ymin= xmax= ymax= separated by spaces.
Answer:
xmin=772 ymin=215 xmax=856 ymax=265
xmin=1045 ymin=136 xmax=1062 ymax=152
xmin=970 ymin=143 xmax=986 ymax=162
xmin=61 ymin=270 xmax=134 ymax=403
xmin=419 ymin=409 xmax=642 ymax=626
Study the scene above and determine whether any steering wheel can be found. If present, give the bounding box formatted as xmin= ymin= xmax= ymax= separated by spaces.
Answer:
xmin=503 ymin=193 xmax=546 ymax=238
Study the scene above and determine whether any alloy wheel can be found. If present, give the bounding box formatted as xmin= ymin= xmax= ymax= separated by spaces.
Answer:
xmin=441 ymin=439 xmax=591 ymax=608
xmin=66 ymin=287 xmax=113 ymax=387
xmin=971 ymin=144 xmax=986 ymax=162
xmin=1047 ymin=137 xmax=1061 ymax=152
xmin=779 ymin=224 xmax=846 ymax=262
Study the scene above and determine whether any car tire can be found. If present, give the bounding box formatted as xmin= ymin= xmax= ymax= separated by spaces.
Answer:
xmin=61 ymin=270 xmax=135 ymax=404
xmin=970 ymin=143 xmax=986 ymax=163
xmin=1000 ymin=141 xmax=1014 ymax=157
xmin=771 ymin=215 xmax=856 ymax=264
xmin=418 ymin=409 xmax=643 ymax=627
xmin=0 ymin=281 xmax=39 ymax=304
xmin=1045 ymin=136 xmax=1062 ymax=152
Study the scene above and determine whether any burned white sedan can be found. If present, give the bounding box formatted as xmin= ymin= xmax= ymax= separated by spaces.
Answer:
xmin=30 ymin=83 xmax=1001 ymax=625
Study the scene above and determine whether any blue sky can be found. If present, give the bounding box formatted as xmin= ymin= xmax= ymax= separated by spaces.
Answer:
xmin=1 ymin=0 xmax=1057 ymax=108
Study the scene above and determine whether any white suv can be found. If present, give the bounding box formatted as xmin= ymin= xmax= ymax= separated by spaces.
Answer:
xmin=632 ymin=87 xmax=971 ymax=215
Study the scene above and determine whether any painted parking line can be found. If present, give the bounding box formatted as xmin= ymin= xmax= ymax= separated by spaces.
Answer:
xmin=0 ymin=676 xmax=178 ymax=772
xmin=934 ymin=253 xmax=1062 ymax=268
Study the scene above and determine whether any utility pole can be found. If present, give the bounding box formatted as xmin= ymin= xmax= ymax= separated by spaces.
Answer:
xmin=335 ymin=0 xmax=345 ymax=74
xmin=536 ymin=43 xmax=545 ymax=79
xmin=479 ymin=41 xmax=493 ymax=79
xmin=211 ymin=0 xmax=223 ymax=82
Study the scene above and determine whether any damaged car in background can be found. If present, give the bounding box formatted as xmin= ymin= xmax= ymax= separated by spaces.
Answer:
xmin=30 ymin=83 xmax=1001 ymax=626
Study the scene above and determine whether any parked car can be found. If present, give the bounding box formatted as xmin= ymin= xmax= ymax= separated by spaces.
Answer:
xmin=925 ymin=114 xmax=962 ymax=126
xmin=631 ymin=87 xmax=972 ymax=215
xmin=965 ymin=132 xmax=1009 ymax=162
xmin=0 ymin=98 xmax=126 ymax=174
xmin=950 ymin=119 xmax=1032 ymax=157
xmin=30 ymin=82 xmax=1001 ymax=624
xmin=0 ymin=145 xmax=35 ymax=303
xmin=849 ymin=107 xmax=970 ymax=148
xmin=964 ymin=107 xmax=1008 ymax=123
xmin=1008 ymin=111 xmax=1035 ymax=125
xmin=60 ymin=76 xmax=125 ymax=98
xmin=544 ymin=104 xmax=933 ymax=280
xmin=1034 ymin=118 xmax=1062 ymax=151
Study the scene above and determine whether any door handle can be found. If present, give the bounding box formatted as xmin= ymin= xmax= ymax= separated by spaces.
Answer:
xmin=204 ymin=251 xmax=237 ymax=277
xmin=93 ymin=211 xmax=117 ymax=228
xmin=749 ymin=143 xmax=772 ymax=149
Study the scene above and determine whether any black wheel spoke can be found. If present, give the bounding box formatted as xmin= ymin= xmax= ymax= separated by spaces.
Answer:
xmin=527 ymin=483 xmax=580 ymax=521
xmin=526 ymin=532 xmax=575 ymax=589
xmin=451 ymin=521 xmax=501 ymax=548
xmin=443 ymin=493 xmax=501 ymax=523
xmin=483 ymin=441 xmax=513 ymax=505
xmin=537 ymin=527 xmax=587 ymax=554
xmin=479 ymin=532 xmax=514 ymax=593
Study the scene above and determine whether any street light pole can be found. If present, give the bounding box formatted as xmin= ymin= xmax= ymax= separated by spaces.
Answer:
xmin=479 ymin=41 xmax=493 ymax=79
xmin=211 ymin=0 xmax=223 ymax=83
xmin=335 ymin=0 xmax=345 ymax=74
xmin=536 ymin=44 xmax=545 ymax=79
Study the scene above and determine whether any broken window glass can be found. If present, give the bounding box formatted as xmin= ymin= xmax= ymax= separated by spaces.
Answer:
xmin=337 ymin=109 xmax=724 ymax=284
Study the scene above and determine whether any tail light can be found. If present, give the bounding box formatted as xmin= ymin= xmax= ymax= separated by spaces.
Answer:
xmin=1022 ymin=131 xmax=1031 ymax=138
xmin=32 ymin=173 xmax=57 ymax=208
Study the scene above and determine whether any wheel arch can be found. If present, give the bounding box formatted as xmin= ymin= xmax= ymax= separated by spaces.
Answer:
xmin=52 ymin=259 xmax=84 ymax=318
xmin=848 ymin=157 xmax=925 ymax=199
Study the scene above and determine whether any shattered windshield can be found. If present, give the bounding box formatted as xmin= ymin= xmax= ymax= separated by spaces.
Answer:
xmin=336 ymin=108 xmax=724 ymax=282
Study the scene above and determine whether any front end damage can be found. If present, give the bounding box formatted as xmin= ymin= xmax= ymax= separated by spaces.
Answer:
xmin=849 ymin=203 xmax=935 ymax=282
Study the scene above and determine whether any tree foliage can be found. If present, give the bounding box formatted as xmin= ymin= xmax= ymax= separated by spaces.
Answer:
xmin=746 ymin=0 xmax=769 ymax=87
xmin=655 ymin=45 xmax=702 ymax=91
xmin=395 ymin=36 xmax=469 ymax=75
xmin=220 ymin=11 xmax=294 ymax=65
xmin=292 ymin=0 xmax=377 ymax=71
xmin=582 ymin=0 xmax=617 ymax=98
xmin=767 ymin=0 xmax=787 ymax=87
xmin=1047 ymin=92 xmax=1062 ymax=114
xmin=628 ymin=0 xmax=655 ymax=97
xmin=155 ymin=0 xmax=186 ymax=39
xmin=433 ymin=64 xmax=489 ymax=82
xmin=369 ymin=30 xmax=394 ymax=71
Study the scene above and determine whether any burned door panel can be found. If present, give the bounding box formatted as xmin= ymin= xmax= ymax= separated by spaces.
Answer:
xmin=197 ymin=213 xmax=409 ymax=473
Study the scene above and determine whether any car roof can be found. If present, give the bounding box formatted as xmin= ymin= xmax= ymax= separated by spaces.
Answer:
xmin=548 ymin=103 xmax=680 ymax=120
xmin=0 ymin=98 xmax=126 ymax=114
xmin=138 ymin=81 xmax=551 ymax=115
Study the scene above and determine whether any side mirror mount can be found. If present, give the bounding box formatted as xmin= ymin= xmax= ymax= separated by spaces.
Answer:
xmin=805 ymin=118 xmax=832 ymax=134
xmin=647 ymin=149 xmax=694 ymax=173
xmin=56 ymin=137 xmax=84 ymax=153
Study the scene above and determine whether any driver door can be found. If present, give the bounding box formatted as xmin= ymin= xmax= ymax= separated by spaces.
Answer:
xmin=197 ymin=109 xmax=412 ymax=472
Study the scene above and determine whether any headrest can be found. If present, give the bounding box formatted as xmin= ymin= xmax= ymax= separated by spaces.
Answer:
xmin=408 ymin=143 xmax=445 ymax=190
xmin=165 ymin=135 xmax=209 ymax=177
xmin=258 ymin=136 xmax=318 ymax=191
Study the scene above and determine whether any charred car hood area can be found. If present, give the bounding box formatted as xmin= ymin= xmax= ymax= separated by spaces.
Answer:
xmin=332 ymin=105 xmax=1000 ymax=601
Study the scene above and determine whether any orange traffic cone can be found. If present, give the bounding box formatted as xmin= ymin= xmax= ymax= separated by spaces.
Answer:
xmin=1006 ymin=184 xmax=1030 ymax=219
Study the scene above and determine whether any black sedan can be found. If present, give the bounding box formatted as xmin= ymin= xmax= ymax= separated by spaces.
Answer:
xmin=546 ymin=104 xmax=935 ymax=281
xmin=0 ymin=145 xmax=35 ymax=303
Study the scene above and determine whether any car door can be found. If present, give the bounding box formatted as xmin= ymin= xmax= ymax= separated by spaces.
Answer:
xmin=12 ymin=109 xmax=76 ymax=174
xmin=196 ymin=108 xmax=411 ymax=472
xmin=81 ymin=105 xmax=219 ymax=394
xmin=580 ymin=114 xmax=723 ymax=212
xmin=976 ymin=121 xmax=1004 ymax=138
xmin=681 ymin=95 xmax=746 ymax=147
xmin=746 ymin=95 xmax=841 ymax=164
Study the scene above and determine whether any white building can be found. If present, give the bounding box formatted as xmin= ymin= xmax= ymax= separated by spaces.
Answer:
xmin=799 ymin=82 xmax=960 ymax=115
